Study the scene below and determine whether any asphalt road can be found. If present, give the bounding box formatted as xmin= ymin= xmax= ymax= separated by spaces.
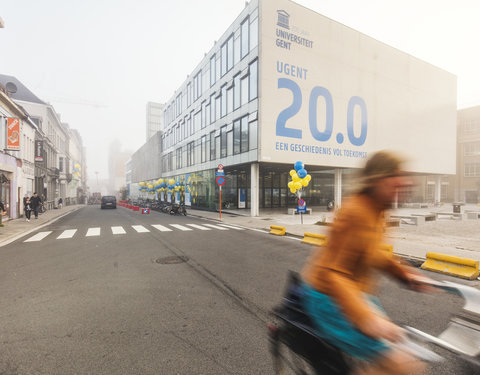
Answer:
xmin=0 ymin=206 xmax=476 ymax=374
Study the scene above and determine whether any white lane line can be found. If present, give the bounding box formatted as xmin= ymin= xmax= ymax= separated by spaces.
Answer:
xmin=186 ymin=224 xmax=211 ymax=231
xmin=217 ymin=224 xmax=245 ymax=230
xmin=170 ymin=224 xmax=193 ymax=231
xmin=111 ymin=226 xmax=126 ymax=234
xmin=152 ymin=224 xmax=173 ymax=232
xmin=57 ymin=229 xmax=77 ymax=239
xmin=86 ymin=227 xmax=101 ymax=237
xmin=132 ymin=225 xmax=150 ymax=233
xmin=203 ymin=224 xmax=229 ymax=230
xmin=24 ymin=231 xmax=52 ymax=242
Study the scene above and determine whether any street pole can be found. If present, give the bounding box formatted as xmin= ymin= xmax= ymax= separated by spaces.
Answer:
xmin=219 ymin=186 xmax=222 ymax=220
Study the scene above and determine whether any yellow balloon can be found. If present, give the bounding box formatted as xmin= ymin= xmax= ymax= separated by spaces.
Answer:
xmin=301 ymin=179 xmax=309 ymax=187
xmin=148 ymin=184 xmax=153 ymax=189
xmin=289 ymin=169 xmax=296 ymax=176
xmin=290 ymin=188 xmax=296 ymax=194
xmin=169 ymin=179 xmax=175 ymax=185
xmin=139 ymin=182 xmax=145 ymax=187
xmin=292 ymin=173 xmax=300 ymax=182
xmin=287 ymin=181 xmax=294 ymax=189
xmin=294 ymin=181 xmax=302 ymax=190
xmin=305 ymin=174 xmax=312 ymax=182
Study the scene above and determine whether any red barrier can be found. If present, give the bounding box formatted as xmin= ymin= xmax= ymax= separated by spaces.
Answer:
xmin=133 ymin=206 xmax=139 ymax=211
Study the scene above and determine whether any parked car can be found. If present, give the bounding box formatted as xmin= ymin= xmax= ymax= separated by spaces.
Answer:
xmin=101 ymin=195 xmax=116 ymax=209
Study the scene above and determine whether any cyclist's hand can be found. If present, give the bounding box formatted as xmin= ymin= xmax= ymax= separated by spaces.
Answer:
xmin=363 ymin=317 xmax=404 ymax=342
xmin=407 ymin=273 xmax=439 ymax=293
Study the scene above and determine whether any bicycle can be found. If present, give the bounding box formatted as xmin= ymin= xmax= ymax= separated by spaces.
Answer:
xmin=267 ymin=271 xmax=480 ymax=374
xmin=39 ymin=202 xmax=46 ymax=214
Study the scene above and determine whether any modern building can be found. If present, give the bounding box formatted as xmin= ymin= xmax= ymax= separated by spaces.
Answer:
xmin=456 ymin=106 xmax=480 ymax=203
xmin=133 ymin=0 xmax=457 ymax=216
xmin=107 ymin=140 xmax=132 ymax=195
xmin=146 ymin=102 xmax=164 ymax=141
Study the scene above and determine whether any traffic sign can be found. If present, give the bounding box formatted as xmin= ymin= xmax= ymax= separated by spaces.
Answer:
xmin=216 ymin=176 xmax=225 ymax=186
xmin=218 ymin=164 xmax=224 ymax=170
xmin=142 ymin=208 xmax=150 ymax=214
xmin=215 ymin=169 xmax=225 ymax=177
xmin=297 ymin=199 xmax=307 ymax=213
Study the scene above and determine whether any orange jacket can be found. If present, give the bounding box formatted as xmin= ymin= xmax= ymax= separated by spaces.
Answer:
xmin=302 ymin=194 xmax=411 ymax=333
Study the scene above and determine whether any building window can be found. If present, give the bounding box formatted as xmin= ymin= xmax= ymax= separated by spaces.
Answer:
xmin=241 ymin=17 xmax=249 ymax=59
xmin=249 ymin=59 xmax=258 ymax=100
xmin=249 ymin=120 xmax=258 ymax=150
xmin=194 ymin=71 xmax=202 ymax=101
xmin=187 ymin=83 xmax=192 ymax=107
xmin=210 ymin=55 xmax=216 ymax=86
xmin=220 ymin=126 xmax=227 ymax=158
xmin=210 ymin=131 xmax=216 ymax=160
xmin=215 ymin=94 xmax=221 ymax=120
xmin=250 ymin=16 xmax=258 ymax=50
xmin=464 ymin=142 xmax=480 ymax=156
xmin=176 ymin=93 xmax=182 ymax=117
xmin=201 ymin=101 xmax=207 ymax=129
xmin=59 ymin=157 xmax=64 ymax=172
xmin=176 ymin=147 xmax=182 ymax=169
xmin=227 ymin=34 xmax=234 ymax=71
xmin=215 ymin=54 xmax=221 ymax=82
xmin=465 ymin=163 xmax=480 ymax=177
xmin=233 ymin=119 xmax=241 ymax=155
xmin=210 ymin=93 xmax=216 ymax=123
xmin=221 ymin=85 xmax=227 ymax=118
xmin=201 ymin=135 xmax=207 ymax=163
xmin=187 ymin=141 xmax=195 ymax=167
xmin=241 ymin=75 xmax=249 ymax=105
xmin=227 ymin=129 xmax=233 ymax=156
xmin=227 ymin=86 xmax=233 ymax=114
xmin=205 ymin=103 xmax=211 ymax=126
xmin=234 ymin=33 xmax=240 ymax=66
xmin=241 ymin=116 xmax=249 ymax=152
xmin=233 ymin=74 xmax=241 ymax=110
xmin=221 ymin=42 xmax=228 ymax=77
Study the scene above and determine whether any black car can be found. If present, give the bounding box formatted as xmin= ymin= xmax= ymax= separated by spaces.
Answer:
xmin=101 ymin=195 xmax=116 ymax=209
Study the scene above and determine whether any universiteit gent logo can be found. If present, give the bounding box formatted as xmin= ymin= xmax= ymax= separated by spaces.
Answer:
xmin=277 ymin=10 xmax=290 ymax=29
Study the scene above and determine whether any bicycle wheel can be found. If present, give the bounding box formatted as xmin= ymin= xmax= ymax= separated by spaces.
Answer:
xmin=269 ymin=323 xmax=350 ymax=375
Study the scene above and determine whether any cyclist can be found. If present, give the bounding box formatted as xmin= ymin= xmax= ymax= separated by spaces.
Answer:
xmin=301 ymin=150 xmax=435 ymax=375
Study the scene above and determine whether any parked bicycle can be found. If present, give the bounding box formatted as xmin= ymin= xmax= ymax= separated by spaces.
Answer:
xmin=169 ymin=203 xmax=187 ymax=216
xmin=268 ymin=271 xmax=480 ymax=374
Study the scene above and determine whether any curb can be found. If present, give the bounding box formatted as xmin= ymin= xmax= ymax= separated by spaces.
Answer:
xmin=421 ymin=252 xmax=480 ymax=280
xmin=0 ymin=207 xmax=82 ymax=247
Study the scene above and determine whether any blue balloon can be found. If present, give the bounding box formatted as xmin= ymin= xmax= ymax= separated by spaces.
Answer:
xmin=294 ymin=161 xmax=304 ymax=171
xmin=297 ymin=168 xmax=307 ymax=179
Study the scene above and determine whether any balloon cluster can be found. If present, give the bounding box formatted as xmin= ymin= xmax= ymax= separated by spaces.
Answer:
xmin=287 ymin=161 xmax=311 ymax=195
xmin=72 ymin=163 xmax=81 ymax=178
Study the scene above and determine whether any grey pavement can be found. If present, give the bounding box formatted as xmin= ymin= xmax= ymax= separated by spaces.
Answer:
xmin=2 ymin=202 xmax=480 ymax=263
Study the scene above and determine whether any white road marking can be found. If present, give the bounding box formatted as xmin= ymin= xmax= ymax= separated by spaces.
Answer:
xmin=132 ymin=225 xmax=150 ymax=233
xmin=111 ymin=226 xmax=126 ymax=234
xmin=203 ymin=224 xmax=229 ymax=230
xmin=152 ymin=224 xmax=173 ymax=232
xmin=217 ymin=224 xmax=245 ymax=230
xmin=170 ymin=224 xmax=193 ymax=231
xmin=86 ymin=227 xmax=101 ymax=237
xmin=186 ymin=224 xmax=211 ymax=230
xmin=57 ymin=229 xmax=77 ymax=239
xmin=24 ymin=231 xmax=52 ymax=242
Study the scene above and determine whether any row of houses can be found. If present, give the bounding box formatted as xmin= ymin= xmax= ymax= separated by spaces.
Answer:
xmin=0 ymin=74 xmax=86 ymax=220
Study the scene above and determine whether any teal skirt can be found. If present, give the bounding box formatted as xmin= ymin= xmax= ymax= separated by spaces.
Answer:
xmin=301 ymin=282 xmax=390 ymax=361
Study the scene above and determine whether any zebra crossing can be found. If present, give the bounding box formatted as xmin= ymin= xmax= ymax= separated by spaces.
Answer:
xmin=23 ymin=223 xmax=245 ymax=242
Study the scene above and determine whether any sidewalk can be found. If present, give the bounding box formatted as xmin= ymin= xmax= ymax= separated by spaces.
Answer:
xmin=0 ymin=204 xmax=82 ymax=247
xmin=188 ymin=204 xmax=480 ymax=262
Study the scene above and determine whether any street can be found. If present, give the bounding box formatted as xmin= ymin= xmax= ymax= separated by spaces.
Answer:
xmin=0 ymin=206 xmax=475 ymax=374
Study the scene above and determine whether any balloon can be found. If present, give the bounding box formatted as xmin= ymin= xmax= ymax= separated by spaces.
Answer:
xmin=290 ymin=188 xmax=296 ymax=194
xmin=301 ymin=179 xmax=309 ymax=187
xmin=287 ymin=181 xmax=294 ymax=189
xmin=297 ymin=168 xmax=307 ymax=179
xmin=148 ymin=184 xmax=153 ymax=189
xmin=139 ymin=182 xmax=145 ymax=187
xmin=289 ymin=169 xmax=296 ymax=176
xmin=294 ymin=161 xmax=304 ymax=171
xmin=292 ymin=173 xmax=300 ymax=182
xmin=305 ymin=174 xmax=312 ymax=182
xmin=169 ymin=179 xmax=175 ymax=186
xmin=294 ymin=181 xmax=302 ymax=190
